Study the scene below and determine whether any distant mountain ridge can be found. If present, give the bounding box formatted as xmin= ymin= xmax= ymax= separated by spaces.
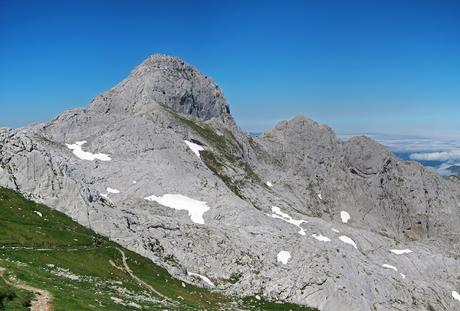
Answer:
xmin=1 ymin=54 xmax=460 ymax=311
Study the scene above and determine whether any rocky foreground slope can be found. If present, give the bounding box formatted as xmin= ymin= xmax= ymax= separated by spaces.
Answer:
xmin=0 ymin=186 xmax=309 ymax=310
xmin=1 ymin=54 xmax=460 ymax=311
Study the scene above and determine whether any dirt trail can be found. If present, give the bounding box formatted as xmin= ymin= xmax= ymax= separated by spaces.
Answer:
xmin=114 ymin=248 xmax=173 ymax=303
xmin=0 ymin=266 xmax=53 ymax=311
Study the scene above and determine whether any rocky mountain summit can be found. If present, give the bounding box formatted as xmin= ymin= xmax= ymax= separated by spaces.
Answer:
xmin=1 ymin=54 xmax=460 ymax=311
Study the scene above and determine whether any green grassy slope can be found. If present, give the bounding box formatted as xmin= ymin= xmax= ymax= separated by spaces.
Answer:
xmin=0 ymin=187 xmax=316 ymax=311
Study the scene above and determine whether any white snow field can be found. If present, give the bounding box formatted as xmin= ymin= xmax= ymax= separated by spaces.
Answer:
xmin=339 ymin=235 xmax=357 ymax=249
xmin=453 ymin=291 xmax=460 ymax=302
xmin=144 ymin=194 xmax=210 ymax=224
xmin=312 ymin=233 xmax=331 ymax=242
xmin=277 ymin=251 xmax=291 ymax=264
xmin=390 ymin=249 xmax=413 ymax=255
xmin=66 ymin=141 xmax=111 ymax=161
xmin=184 ymin=140 xmax=204 ymax=158
xmin=270 ymin=206 xmax=307 ymax=235
xmin=187 ymin=272 xmax=215 ymax=287
xmin=340 ymin=211 xmax=351 ymax=223
xmin=100 ymin=187 xmax=120 ymax=198
xmin=382 ymin=264 xmax=398 ymax=271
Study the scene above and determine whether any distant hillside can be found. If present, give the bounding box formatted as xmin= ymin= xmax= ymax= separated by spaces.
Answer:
xmin=0 ymin=187 xmax=314 ymax=311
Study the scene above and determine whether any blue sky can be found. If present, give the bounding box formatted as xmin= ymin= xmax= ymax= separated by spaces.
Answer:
xmin=1 ymin=0 xmax=459 ymax=138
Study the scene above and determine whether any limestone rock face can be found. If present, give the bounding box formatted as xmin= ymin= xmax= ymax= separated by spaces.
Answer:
xmin=344 ymin=136 xmax=393 ymax=176
xmin=1 ymin=54 xmax=460 ymax=311
xmin=88 ymin=54 xmax=232 ymax=124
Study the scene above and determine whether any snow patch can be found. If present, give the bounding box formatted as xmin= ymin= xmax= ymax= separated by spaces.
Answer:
xmin=266 ymin=181 xmax=273 ymax=187
xmin=339 ymin=235 xmax=357 ymax=249
xmin=318 ymin=193 xmax=322 ymax=200
xmin=187 ymin=272 xmax=215 ymax=287
xmin=144 ymin=194 xmax=210 ymax=224
xmin=277 ymin=251 xmax=291 ymax=264
xmin=66 ymin=141 xmax=111 ymax=161
xmin=255 ymin=295 xmax=261 ymax=300
xmin=184 ymin=140 xmax=204 ymax=158
xmin=107 ymin=187 xmax=120 ymax=194
xmin=312 ymin=233 xmax=331 ymax=242
xmin=453 ymin=291 xmax=460 ymax=302
xmin=400 ymin=273 xmax=406 ymax=279
xmin=390 ymin=249 xmax=413 ymax=255
xmin=331 ymin=228 xmax=340 ymax=233
xmin=101 ymin=187 xmax=120 ymax=198
xmin=382 ymin=264 xmax=398 ymax=272
xmin=340 ymin=211 xmax=350 ymax=223
xmin=132 ymin=180 xmax=137 ymax=184
xmin=34 ymin=211 xmax=42 ymax=217
xmin=270 ymin=206 xmax=306 ymax=235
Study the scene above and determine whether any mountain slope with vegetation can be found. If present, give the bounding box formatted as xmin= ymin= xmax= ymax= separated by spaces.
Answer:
xmin=0 ymin=187 xmax=314 ymax=311
xmin=1 ymin=54 xmax=459 ymax=310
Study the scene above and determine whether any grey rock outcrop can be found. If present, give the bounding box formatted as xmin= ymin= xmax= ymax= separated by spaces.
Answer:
xmin=88 ymin=54 xmax=233 ymax=124
xmin=1 ymin=54 xmax=460 ymax=311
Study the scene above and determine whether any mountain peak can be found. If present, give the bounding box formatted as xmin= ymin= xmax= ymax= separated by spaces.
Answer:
xmin=88 ymin=54 xmax=231 ymax=122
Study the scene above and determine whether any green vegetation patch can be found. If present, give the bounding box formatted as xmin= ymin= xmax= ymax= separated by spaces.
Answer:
xmin=0 ymin=187 xmax=317 ymax=310
xmin=0 ymin=277 xmax=32 ymax=310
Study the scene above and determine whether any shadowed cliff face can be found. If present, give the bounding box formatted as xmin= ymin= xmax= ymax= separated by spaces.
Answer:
xmin=1 ymin=54 xmax=460 ymax=311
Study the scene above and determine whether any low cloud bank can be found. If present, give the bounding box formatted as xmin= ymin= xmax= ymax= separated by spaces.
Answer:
xmin=338 ymin=132 xmax=460 ymax=176
xmin=409 ymin=149 xmax=460 ymax=161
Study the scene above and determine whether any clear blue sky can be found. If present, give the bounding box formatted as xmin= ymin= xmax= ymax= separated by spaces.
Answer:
xmin=1 ymin=0 xmax=459 ymax=137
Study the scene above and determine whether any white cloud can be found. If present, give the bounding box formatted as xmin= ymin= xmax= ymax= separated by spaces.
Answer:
xmin=338 ymin=132 xmax=460 ymax=176
xmin=339 ymin=133 xmax=460 ymax=154
xmin=409 ymin=149 xmax=460 ymax=161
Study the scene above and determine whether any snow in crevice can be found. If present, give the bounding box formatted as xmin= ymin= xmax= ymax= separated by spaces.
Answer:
xmin=187 ymin=272 xmax=215 ymax=287
xmin=318 ymin=193 xmax=322 ymax=200
xmin=339 ymin=235 xmax=357 ymax=249
xmin=390 ymin=249 xmax=413 ymax=255
xmin=184 ymin=140 xmax=204 ymax=158
xmin=100 ymin=187 xmax=120 ymax=198
xmin=269 ymin=206 xmax=307 ymax=235
xmin=277 ymin=251 xmax=291 ymax=264
xmin=312 ymin=233 xmax=331 ymax=242
xmin=34 ymin=211 xmax=43 ymax=217
xmin=331 ymin=228 xmax=340 ymax=233
xmin=66 ymin=141 xmax=111 ymax=161
xmin=399 ymin=273 xmax=406 ymax=279
xmin=144 ymin=194 xmax=210 ymax=224
xmin=382 ymin=264 xmax=398 ymax=272
xmin=453 ymin=291 xmax=460 ymax=302
xmin=340 ymin=211 xmax=350 ymax=223
xmin=266 ymin=181 xmax=273 ymax=187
